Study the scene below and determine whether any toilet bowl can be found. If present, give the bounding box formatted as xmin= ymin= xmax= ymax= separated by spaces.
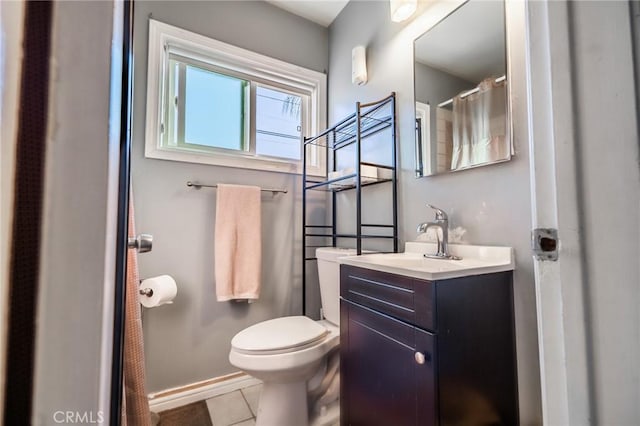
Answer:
xmin=230 ymin=317 xmax=339 ymax=426
xmin=228 ymin=247 xmax=357 ymax=426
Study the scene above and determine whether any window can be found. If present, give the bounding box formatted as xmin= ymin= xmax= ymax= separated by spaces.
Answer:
xmin=145 ymin=20 xmax=326 ymax=175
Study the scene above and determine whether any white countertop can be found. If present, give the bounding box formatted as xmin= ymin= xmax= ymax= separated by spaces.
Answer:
xmin=337 ymin=242 xmax=514 ymax=281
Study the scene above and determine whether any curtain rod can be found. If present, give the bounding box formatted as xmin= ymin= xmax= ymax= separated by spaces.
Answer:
xmin=437 ymin=75 xmax=506 ymax=108
xmin=186 ymin=181 xmax=288 ymax=194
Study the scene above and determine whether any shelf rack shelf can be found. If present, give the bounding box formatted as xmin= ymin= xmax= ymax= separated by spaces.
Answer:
xmin=301 ymin=93 xmax=398 ymax=315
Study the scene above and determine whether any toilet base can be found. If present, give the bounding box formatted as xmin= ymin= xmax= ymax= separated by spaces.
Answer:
xmin=256 ymin=381 xmax=308 ymax=426
xmin=310 ymin=399 xmax=340 ymax=426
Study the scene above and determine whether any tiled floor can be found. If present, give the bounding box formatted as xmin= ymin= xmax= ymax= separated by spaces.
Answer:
xmin=206 ymin=387 xmax=259 ymax=426
xmin=157 ymin=383 xmax=262 ymax=426
xmin=157 ymin=401 xmax=212 ymax=426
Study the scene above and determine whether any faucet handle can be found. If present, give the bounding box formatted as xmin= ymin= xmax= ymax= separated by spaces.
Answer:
xmin=427 ymin=204 xmax=447 ymax=220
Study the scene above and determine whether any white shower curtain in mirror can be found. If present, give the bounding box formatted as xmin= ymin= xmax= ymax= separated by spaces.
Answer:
xmin=450 ymin=77 xmax=509 ymax=170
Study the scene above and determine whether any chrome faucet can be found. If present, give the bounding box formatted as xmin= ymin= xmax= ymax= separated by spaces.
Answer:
xmin=417 ymin=204 xmax=461 ymax=260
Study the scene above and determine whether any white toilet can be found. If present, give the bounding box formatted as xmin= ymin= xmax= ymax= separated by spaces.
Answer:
xmin=229 ymin=247 xmax=355 ymax=426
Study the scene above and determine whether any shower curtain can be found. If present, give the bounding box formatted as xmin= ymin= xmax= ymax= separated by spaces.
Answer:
xmin=122 ymin=199 xmax=152 ymax=425
xmin=450 ymin=77 xmax=508 ymax=170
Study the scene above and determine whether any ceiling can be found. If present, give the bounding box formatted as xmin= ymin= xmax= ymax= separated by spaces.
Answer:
xmin=414 ymin=0 xmax=506 ymax=83
xmin=266 ymin=0 xmax=350 ymax=27
xmin=267 ymin=0 xmax=505 ymax=83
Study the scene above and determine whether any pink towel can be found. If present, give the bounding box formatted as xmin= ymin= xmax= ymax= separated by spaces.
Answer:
xmin=123 ymin=196 xmax=151 ymax=425
xmin=214 ymin=184 xmax=262 ymax=301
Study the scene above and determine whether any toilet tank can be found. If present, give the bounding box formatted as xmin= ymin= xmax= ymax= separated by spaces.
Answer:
xmin=316 ymin=247 xmax=358 ymax=326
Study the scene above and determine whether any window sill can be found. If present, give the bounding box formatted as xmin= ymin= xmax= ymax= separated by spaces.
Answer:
xmin=145 ymin=144 xmax=325 ymax=177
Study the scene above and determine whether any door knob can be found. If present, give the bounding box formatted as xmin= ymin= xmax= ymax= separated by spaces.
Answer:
xmin=128 ymin=234 xmax=153 ymax=253
xmin=415 ymin=351 xmax=426 ymax=365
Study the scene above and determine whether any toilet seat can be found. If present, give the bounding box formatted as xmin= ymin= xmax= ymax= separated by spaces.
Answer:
xmin=231 ymin=316 xmax=329 ymax=355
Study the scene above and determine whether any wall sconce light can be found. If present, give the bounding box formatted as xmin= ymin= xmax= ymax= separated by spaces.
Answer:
xmin=352 ymin=45 xmax=367 ymax=86
xmin=390 ymin=0 xmax=417 ymax=22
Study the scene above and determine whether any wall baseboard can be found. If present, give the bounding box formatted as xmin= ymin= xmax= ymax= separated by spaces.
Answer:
xmin=148 ymin=372 xmax=261 ymax=413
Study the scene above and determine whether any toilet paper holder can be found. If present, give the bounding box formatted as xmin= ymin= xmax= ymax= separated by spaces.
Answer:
xmin=139 ymin=286 xmax=174 ymax=304
xmin=138 ymin=276 xmax=176 ymax=307
xmin=139 ymin=287 xmax=153 ymax=297
xmin=138 ymin=280 xmax=154 ymax=297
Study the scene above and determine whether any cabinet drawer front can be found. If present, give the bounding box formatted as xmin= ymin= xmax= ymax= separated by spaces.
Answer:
xmin=341 ymin=265 xmax=435 ymax=331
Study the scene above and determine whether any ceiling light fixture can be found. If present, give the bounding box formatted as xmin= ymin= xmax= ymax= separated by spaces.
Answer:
xmin=390 ymin=0 xmax=417 ymax=22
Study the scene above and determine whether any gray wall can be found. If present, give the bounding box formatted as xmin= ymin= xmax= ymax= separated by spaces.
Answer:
xmin=328 ymin=1 xmax=542 ymax=423
xmin=132 ymin=1 xmax=328 ymax=392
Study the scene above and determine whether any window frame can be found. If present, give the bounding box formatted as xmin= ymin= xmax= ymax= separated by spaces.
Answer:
xmin=145 ymin=19 xmax=327 ymax=176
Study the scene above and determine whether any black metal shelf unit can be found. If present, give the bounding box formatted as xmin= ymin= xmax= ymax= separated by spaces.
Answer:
xmin=301 ymin=93 xmax=398 ymax=315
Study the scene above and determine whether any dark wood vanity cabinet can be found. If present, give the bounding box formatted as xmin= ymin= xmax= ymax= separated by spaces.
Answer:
xmin=340 ymin=265 xmax=518 ymax=426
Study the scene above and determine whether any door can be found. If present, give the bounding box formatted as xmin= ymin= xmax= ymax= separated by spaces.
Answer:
xmin=523 ymin=1 xmax=640 ymax=424
xmin=2 ymin=1 xmax=132 ymax=424
xmin=0 ymin=0 xmax=25 ymax=420
xmin=341 ymin=300 xmax=436 ymax=426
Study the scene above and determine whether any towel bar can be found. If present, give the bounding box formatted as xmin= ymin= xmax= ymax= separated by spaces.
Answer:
xmin=187 ymin=181 xmax=287 ymax=194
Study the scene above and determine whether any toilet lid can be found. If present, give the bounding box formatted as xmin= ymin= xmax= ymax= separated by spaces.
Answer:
xmin=231 ymin=316 xmax=328 ymax=353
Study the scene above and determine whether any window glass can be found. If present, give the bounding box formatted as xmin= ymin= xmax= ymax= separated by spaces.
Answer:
xmin=183 ymin=65 xmax=246 ymax=150
xmin=255 ymin=86 xmax=302 ymax=160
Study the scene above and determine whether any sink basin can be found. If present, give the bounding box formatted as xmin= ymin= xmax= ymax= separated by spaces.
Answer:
xmin=337 ymin=242 xmax=514 ymax=280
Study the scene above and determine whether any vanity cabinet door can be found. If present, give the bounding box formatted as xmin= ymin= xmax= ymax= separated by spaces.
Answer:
xmin=415 ymin=327 xmax=437 ymax=425
xmin=341 ymin=300 xmax=437 ymax=426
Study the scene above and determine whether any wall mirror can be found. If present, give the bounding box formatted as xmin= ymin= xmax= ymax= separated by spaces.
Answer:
xmin=413 ymin=0 xmax=511 ymax=177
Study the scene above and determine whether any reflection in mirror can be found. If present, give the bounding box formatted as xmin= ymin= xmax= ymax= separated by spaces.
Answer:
xmin=413 ymin=0 xmax=510 ymax=177
xmin=415 ymin=102 xmax=430 ymax=177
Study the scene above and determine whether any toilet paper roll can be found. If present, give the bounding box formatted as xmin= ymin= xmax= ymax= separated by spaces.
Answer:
xmin=139 ymin=275 xmax=177 ymax=308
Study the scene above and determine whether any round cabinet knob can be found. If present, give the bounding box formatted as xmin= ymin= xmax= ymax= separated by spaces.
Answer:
xmin=415 ymin=351 xmax=426 ymax=365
